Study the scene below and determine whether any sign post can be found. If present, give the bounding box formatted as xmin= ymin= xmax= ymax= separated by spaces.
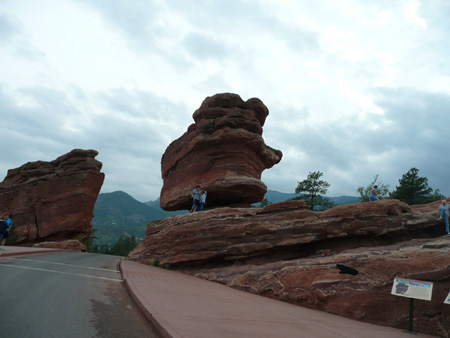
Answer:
xmin=408 ymin=298 xmax=414 ymax=333
xmin=391 ymin=278 xmax=433 ymax=334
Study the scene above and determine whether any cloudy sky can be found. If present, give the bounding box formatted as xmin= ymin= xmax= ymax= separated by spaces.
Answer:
xmin=1 ymin=0 xmax=449 ymax=202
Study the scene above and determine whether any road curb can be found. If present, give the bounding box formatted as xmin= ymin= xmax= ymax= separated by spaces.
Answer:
xmin=0 ymin=249 xmax=76 ymax=258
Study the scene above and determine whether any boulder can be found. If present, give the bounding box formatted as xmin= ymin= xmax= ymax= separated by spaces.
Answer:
xmin=128 ymin=198 xmax=450 ymax=336
xmin=0 ymin=149 xmax=104 ymax=245
xmin=33 ymin=239 xmax=87 ymax=251
xmin=128 ymin=200 xmax=445 ymax=265
xmin=160 ymin=93 xmax=282 ymax=211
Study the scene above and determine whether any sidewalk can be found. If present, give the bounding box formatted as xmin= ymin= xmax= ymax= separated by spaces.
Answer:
xmin=121 ymin=260 xmax=435 ymax=338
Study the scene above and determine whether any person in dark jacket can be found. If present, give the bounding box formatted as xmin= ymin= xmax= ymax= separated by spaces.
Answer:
xmin=0 ymin=218 xmax=7 ymax=250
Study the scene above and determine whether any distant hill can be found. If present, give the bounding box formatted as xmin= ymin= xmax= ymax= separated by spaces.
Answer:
xmin=144 ymin=198 xmax=188 ymax=215
xmin=92 ymin=191 xmax=186 ymax=246
xmin=328 ymin=195 xmax=360 ymax=205
xmin=263 ymin=190 xmax=299 ymax=203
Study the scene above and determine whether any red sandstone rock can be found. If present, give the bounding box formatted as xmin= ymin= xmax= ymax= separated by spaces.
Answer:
xmin=129 ymin=200 xmax=445 ymax=265
xmin=33 ymin=239 xmax=87 ymax=251
xmin=128 ymin=199 xmax=450 ymax=336
xmin=0 ymin=149 xmax=104 ymax=245
xmin=160 ymin=93 xmax=282 ymax=211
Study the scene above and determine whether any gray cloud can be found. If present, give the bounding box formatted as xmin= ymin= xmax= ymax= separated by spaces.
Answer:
xmin=182 ymin=32 xmax=231 ymax=60
xmin=80 ymin=0 xmax=161 ymax=42
xmin=262 ymin=87 xmax=450 ymax=197
xmin=0 ymin=84 xmax=191 ymax=202
xmin=2 ymin=0 xmax=450 ymax=204
xmin=0 ymin=13 xmax=21 ymax=41
xmin=0 ymin=12 xmax=43 ymax=59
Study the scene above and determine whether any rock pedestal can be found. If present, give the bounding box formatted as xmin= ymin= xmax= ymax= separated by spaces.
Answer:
xmin=160 ymin=93 xmax=282 ymax=211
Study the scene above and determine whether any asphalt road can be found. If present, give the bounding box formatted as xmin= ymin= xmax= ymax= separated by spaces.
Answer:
xmin=0 ymin=252 xmax=160 ymax=338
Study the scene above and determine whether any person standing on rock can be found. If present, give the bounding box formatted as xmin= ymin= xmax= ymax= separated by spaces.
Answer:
xmin=437 ymin=200 xmax=450 ymax=235
xmin=191 ymin=186 xmax=202 ymax=212
xmin=369 ymin=185 xmax=379 ymax=202
xmin=200 ymin=190 xmax=207 ymax=211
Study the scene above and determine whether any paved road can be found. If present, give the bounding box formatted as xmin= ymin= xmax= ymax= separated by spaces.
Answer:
xmin=0 ymin=252 xmax=160 ymax=338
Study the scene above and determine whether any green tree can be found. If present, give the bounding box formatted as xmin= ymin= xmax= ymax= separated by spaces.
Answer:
xmin=109 ymin=235 xmax=138 ymax=256
xmin=295 ymin=171 xmax=330 ymax=210
xmin=5 ymin=225 xmax=19 ymax=245
xmin=390 ymin=168 xmax=439 ymax=205
xmin=88 ymin=234 xmax=139 ymax=256
xmin=86 ymin=229 xmax=98 ymax=253
xmin=357 ymin=174 xmax=390 ymax=202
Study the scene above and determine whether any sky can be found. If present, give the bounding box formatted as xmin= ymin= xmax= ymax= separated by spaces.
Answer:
xmin=1 ymin=0 xmax=449 ymax=203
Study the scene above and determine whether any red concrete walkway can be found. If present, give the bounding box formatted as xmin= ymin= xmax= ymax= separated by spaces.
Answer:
xmin=121 ymin=260 xmax=435 ymax=338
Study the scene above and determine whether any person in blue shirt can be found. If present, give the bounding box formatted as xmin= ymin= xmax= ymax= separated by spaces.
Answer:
xmin=0 ymin=214 xmax=13 ymax=249
xmin=369 ymin=185 xmax=379 ymax=202
xmin=437 ymin=200 xmax=450 ymax=235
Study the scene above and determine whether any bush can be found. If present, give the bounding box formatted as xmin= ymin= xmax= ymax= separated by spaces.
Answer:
xmin=5 ymin=226 xmax=19 ymax=245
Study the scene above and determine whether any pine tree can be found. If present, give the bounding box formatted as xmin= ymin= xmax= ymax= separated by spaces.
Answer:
xmin=295 ymin=171 xmax=330 ymax=210
xmin=390 ymin=168 xmax=433 ymax=205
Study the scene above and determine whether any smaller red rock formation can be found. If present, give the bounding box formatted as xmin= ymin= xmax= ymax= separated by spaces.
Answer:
xmin=160 ymin=93 xmax=282 ymax=211
xmin=0 ymin=149 xmax=104 ymax=245
xmin=33 ymin=240 xmax=87 ymax=251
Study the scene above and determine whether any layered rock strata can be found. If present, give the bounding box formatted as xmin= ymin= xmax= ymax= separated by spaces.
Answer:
xmin=129 ymin=200 xmax=443 ymax=265
xmin=128 ymin=198 xmax=450 ymax=336
xmin=160 ymin=93 xmax=282 ymax=211
xmin=0 ymin=149 xmax=104 ymax=245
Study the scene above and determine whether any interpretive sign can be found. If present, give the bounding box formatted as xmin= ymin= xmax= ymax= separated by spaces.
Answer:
xmin=444 ymin=292 xmax=450 ymax=305
xmin=391 ymin=278 xmax=433 ymax=301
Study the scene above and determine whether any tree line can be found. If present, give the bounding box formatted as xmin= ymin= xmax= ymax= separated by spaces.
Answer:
xmin=87 ymin=233 xmax=139 ymax=256
xmin=260 ymin=167 xmax=446 ymax=210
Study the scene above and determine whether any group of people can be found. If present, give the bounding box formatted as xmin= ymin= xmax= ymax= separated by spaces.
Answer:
xmin=190 ymin=186 xmax=207 ymax=212
xmin=0 ymin=214 xmax=13 ymax=250
xmin=369 ymin=185 xmax=449 ymax=236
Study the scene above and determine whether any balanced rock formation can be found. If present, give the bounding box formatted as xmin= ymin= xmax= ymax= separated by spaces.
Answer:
xmin=128 ymin=198 xmax=450 ymax=336
xmin=0 ymin=149 xmax=104 ymax=245
xmin=160 ymin=93 xmax=282 ymax=211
